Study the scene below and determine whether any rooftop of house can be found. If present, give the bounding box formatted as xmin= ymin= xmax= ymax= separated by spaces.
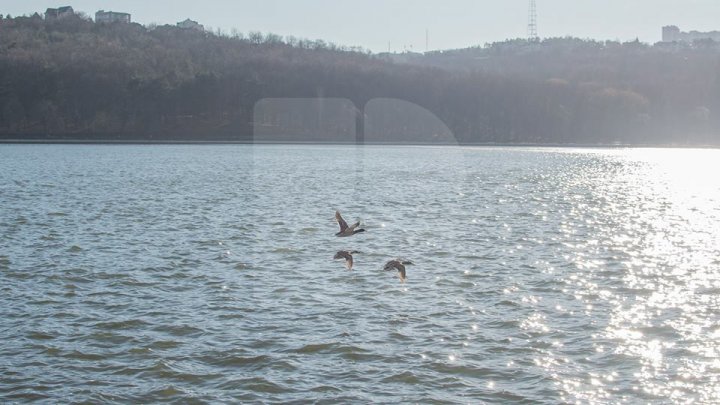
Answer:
xmin=46 ymin=6 xmax=74 ymax=14
xmin=97 ymin=10 xmax=131 ymax=16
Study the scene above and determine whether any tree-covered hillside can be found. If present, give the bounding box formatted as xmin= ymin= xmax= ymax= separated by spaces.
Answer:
xmin=1 ymin=13 xmax=719 ymax=145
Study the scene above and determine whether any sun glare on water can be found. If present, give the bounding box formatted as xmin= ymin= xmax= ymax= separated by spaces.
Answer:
xmin=553 ymin=148 xmax=720 ymax=403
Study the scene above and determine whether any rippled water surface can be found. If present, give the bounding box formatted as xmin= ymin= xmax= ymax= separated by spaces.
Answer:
xmin=1 ymin=145 xmax=720 ymax=403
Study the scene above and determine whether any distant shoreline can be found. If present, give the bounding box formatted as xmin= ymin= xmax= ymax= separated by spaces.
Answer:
xmin=0 ymin=139 xmax=718 ymax=149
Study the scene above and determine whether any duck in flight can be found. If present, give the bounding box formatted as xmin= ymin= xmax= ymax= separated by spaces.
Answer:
xmin=335 ymin=210 xmax=365 ymax=237
xmin=384 ymin=259 xmax=413 ymax=283
xmin=334 ymin=250 xmax=359 ymax=270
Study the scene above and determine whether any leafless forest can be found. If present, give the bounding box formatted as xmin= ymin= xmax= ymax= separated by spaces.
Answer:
xmin=1 ymin=14 xmax=719 ymax=145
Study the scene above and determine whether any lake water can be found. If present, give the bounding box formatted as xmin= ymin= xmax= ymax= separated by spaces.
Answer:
xmin=1 ymin=144 xmax=719 ymax=403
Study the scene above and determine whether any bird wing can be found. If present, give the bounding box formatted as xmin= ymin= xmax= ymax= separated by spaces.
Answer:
xmin=335 ymin=211 xmax=348 ymax=232
xmin=335 ymin=251 xmax=353 ymax=269
xmin=384 ymin=260 xmax=400 ymax=271
xmin=397 ymin=264 xmax=406 ymax=282
xmin=384 ymin=260 xmax=407 ymax=281
xmin=348 ymin=221 xmax=361 ymax=232
xmin=385 ymin=260 xmax=407 ymax=282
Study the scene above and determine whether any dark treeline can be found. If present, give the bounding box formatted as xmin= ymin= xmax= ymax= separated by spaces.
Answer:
xmin=1 ymin=13 xmax=720 ymax=145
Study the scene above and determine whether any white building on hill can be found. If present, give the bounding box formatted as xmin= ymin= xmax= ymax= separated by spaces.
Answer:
xmin=177 ymin=18 xmax=204 ymax=31
xmin=96 ymin=10 xmax=131 ymax=24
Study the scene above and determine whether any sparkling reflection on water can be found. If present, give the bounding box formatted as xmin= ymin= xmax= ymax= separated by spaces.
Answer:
xmin=0 ymin=145 xmax=719 ymax=403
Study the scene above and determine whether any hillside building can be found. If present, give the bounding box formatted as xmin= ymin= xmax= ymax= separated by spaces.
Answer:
xmin=95 ymin=10 xmax=131 ymax=24
xmin=45 ymin=6 xmax=74 ymax=19
xmin=663 ymin=25 xmax=720 ymax=43
xmin=177 ymin=18 xmax=204 ymax=31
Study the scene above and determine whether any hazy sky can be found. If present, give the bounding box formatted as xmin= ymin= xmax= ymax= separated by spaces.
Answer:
xmin=3 ymin=1 xmax=720 ymax=52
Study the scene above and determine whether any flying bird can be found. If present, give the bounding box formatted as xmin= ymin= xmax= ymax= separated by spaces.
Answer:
xmin=384 ymin=259 xmax=413 ymax=283
xmin=335 ymin=210 xmax=365 ymax=237
xmin=334 ymin=250 xmax=359 ymax=270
